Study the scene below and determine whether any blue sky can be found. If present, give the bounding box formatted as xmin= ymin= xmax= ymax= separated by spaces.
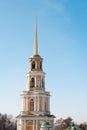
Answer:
xmin=0 ymin=0 xmax=87 ymax=123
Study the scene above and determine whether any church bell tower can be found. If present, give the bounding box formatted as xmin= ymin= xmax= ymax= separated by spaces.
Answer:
xmin=17 ymin=22 xmax=55 ymax=130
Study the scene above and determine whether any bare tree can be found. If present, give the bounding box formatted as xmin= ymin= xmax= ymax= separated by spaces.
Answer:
xmin=79 ymin=123 xmax=87 ymax=130
xmin=55 ymin=117 xmax=72 ymax=130
xmin=0 ymin=113 xmax=16 ymax=130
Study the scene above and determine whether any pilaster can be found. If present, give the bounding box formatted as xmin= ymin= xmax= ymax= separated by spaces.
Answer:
xmin=24 ymin=120 xmax=26 ymax=130
xmin=34 ymin=96 xmax=36 ymax=111
xmin=48 ymin=97 xmax=50 ymax=112
xmin=35 ymin=77 xmax=37 ymax=87
xmin=33 ymin=120 xmax=35 ymax=130
xmin=42 ymin=96 xmax=44 ymax=112
xmin=37 ymin=96 xmax=39 ymax=111
xmin=20 ymin=119 xmax=22 ymax=130
xmin=21 ymin=97 xmax=24 ymax=112
xmin=36 ymin=120 xmax=38 ymax=130
xmin=26 ymin=96 xmax=28 ymax=113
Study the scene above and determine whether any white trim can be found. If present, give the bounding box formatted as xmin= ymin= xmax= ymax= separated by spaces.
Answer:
xmin=33 ymin=120 xmax=35 ymax=130
xmin=21 ymin=97 xmax=24 ymax=112
xmin=38 ymin=96 xmax=39 ymax=111
xmin=43 ymin=76 xmax=45 ymax=88
xmin=48 ymin=97 xmax=50 ymax=112
xmin=41 ymin=76 xmax=42 ymax=88
xmin=42 ymin=96 xmax=44 ymax=111
xmin=20 ymin=119 xmax=22 ymax=130
xmin=21 ymin=117 xmax=54 ymax=120
xmin=21 ymin=94 xmax=50 ymax=97
xmin=35 ymin=77 xmax=37 ymax=88
xmin=34 ymin=96 xmax=36 ymax=111
xmin=24 ymin=120 xmax=26 ymax=130
xmin=26 ymin=97 xmax=28 ymax=112
xmin=26 ymin=76 xmax=29 ymax=91
xmin=28 ymin=71 xmax=46 ymax=76
xmin=36 ymin=120 xmax=38 ymax=130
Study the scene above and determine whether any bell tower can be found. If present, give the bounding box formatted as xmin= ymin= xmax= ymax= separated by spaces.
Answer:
xmin=27 ymin=23 xmax=44 ymax=92
xmin=27 ymin=54 xmax=44 ymax=91
xmin=17 ymin=22 xmax=55 ymax=130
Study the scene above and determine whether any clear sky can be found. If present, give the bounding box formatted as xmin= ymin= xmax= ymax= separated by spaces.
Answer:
xmin=0 ymin=0 xmax=87 ymax=124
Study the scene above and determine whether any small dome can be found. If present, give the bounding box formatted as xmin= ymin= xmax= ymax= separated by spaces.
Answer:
xmin=41 ymin=122 xmax=51 ymax=128
xmin=33 ymin=54 xmax=41 ymax=58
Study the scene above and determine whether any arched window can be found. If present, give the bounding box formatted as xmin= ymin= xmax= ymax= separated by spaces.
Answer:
xmin=40 ymin=62 xmax=42 ymax=69
xmin=42 ymin=79 xmax=44 ymax=88
xmin=30 ymin=99 xmax=34 ymax=111
xmin=32 ymin=61 xmax=35 ymax=69
xmin=30 ymin=78 xmax=35 ymax=88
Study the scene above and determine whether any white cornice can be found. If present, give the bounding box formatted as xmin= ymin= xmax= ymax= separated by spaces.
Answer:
xmin=27 ymin=71 xmax=46 ymax=76
xmin=21 ymin=91 xmax=50 ymax=96
xmin=18 ymin=116 xmax=54 ymax=120
xmin=20 ymin=93 xmax=50 ymax=97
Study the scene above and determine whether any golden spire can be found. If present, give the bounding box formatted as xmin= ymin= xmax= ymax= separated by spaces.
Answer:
xmin=34 ymin=21 xmax=38 ymax=55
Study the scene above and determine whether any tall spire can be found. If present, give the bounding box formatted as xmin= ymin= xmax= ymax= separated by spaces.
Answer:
xmin=34 ymin=21 xmax=38 ymax=55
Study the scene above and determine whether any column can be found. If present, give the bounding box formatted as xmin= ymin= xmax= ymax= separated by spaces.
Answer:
xmin=24 ymin=120 xmax=26 ymax=130
xmin=21 ymin=97 xmax=24 ymax=112
xmin=43 ymin=76 xmax=45 ymax=88
xmin=36 ymin=120 xmax=38 ymax=130
xmin=26 ymin=76 xmax=28 ymax=90
xmin=41 ymin=76 xmax=42 ymax=88
xmin=28 ymin=76 xmax=30 ymax=90
xmin=26 ymin=96 xmax=28 ymax=113
xmin=44 ymin=96 xmax=46 ymax=112
xmin=48 ymin=97 xmax=50 ymax=112
xmin=34 ymin=96 xmax=36 ymax=111
xmin=20 ymin=119 xmax=22 ymax=130
xmin=37 ymin=96 xmax=39 ymax=111
xmin=33 ymin=120 xmax=35 ymax=130
xmin=42 ymin=96 xmax=44 ymax=112
xmin=35 ymin=77 xmax=37 ymax=87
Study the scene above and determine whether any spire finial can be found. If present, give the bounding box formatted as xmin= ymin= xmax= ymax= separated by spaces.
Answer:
xmin=34 ymin=19 xmax=38 ymax=55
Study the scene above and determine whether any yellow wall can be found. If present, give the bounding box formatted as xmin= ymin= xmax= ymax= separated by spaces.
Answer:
xmin=26 ymin=120 xmax=33 ymax=130
xmin=17 ymin=118 xmax=54 ymax=130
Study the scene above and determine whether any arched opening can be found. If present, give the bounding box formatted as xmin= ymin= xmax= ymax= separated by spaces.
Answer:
xmin=42 ymin=79 xmax=44 ymax=88
xmin=30 ymin=78 xmax=35 ymax=88
xmin=30 ymin=99 xmax=34 ymax=111
xmin=37 ymin=79 xmax=41 ymax=88
xmin=40 ymin=62 xmax=42 ymax=70
xmin=32 ymin=61 xmax=35 ymax=69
